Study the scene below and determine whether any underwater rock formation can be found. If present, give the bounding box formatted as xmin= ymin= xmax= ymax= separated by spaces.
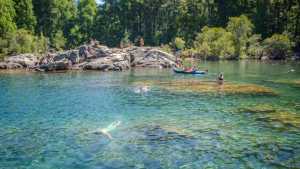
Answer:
xmin=237 ymin=104 xmax=300 ymax=128
xmin=134 ymin=79 xmax=276 ymax=95
xmin=266 ymin=80 xmax=300 ymax=87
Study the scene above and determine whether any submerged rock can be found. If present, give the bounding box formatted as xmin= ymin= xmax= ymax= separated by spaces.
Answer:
xmin=134 ymin=79 xmax=276 ymax=95
xmin=251 ymin=142 xmax=299 ymax=168
xmin=132 ymin=124 xmax=194 ymax=143
xmin=257 ymin=111 xmax=300 ymax=128
xmin=266 ymin=79 xmax=300 ymax=87
xmin=237 ymin=104 xmax=277 ymax=114
xmin=236 ymin=104 xmax=300 ymax=128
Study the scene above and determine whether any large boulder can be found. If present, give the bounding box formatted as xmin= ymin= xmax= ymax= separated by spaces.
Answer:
xmin=39 ymin=53 xmax=55 ymax=65
xmin=78 ymin=44 xmax=110 ymax=59
xmin=0 ymin=62 xmax=23 ymax=69
xmin=129 ymin=47 xmax=175 ymax=68
xmin=38 ymin=59 xmax=70 ymax=71
xmin=67 ymin=50 xmax=83 ymax=64
xmin=82 ymin=51 xmax=130 ymax=71
xmin=0 ymin=62 xmax=6 ymax=69
xmin=4 ymin=54 xmax=38 ymax=68
xmin=52 ymin=50 xmax=85 ymax=64
xmin=83 ymin=61 xmax=114 ymax=71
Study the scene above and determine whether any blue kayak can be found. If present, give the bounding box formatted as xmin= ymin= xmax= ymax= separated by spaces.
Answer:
xmin=173 ymin=67 xmax=207 ymax=74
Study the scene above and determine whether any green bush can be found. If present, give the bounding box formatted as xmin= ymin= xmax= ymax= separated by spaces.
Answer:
xmin=0 ymin=0 xmax=16 ymax=37
xmin=160 ymin=44 xmax=173 ymax=54
xmin=0 ymin=29 xmax=48 ymax=57
xmin=226 ymin=15 xmax=254 ymax=58
xmin=262 ymin=34 xmax=294 ymax=60
xmin=120 ymin=30 xmax=132 ymax=48
xmin=247 ymin=34 xmax=263 ymax=59
xmin=173 ymin=37 xmax=185 ymax=50
xmin=192 ymin=26 xmax=235 ymax=60
xmin=51 ymin=31 xmax=66 ymax=51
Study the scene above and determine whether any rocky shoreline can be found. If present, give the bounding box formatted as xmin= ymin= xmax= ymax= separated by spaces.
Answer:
xmin=0 ymin=41 xmax=176 ymax=72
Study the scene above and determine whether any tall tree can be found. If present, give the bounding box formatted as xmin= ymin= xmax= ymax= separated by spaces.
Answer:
xmin=33 ymin=0 xmax=76 ymax=48
xmin=227 ymin=15 xmax=254 ymax=58
xmin=13 ymin=0 xmax=36 ymax=32
xmin=0 ymin=0 xmax=16 ymax=37
xmin=78 ymin=0 xmax=97 ymax=42
xmin=178 ymin=0 xmax=214 ymax=45
xmin=32 ymin=0 xmax=51 ymax=35
xmin=94 ymin=1 xmax=123 ymax=46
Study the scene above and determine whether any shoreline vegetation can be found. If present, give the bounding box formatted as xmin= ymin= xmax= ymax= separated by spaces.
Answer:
xmin=1 ymin=0 xmax=300 ymax=66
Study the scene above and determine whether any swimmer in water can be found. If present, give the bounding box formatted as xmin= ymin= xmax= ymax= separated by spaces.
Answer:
xmin=141 ymin=86 xmax=150 ymax=92
xmin=91 ymin=121 xmax=121 ymax=139
xmin=217 ymin=72 xmax=224 ymax=85
xmin=133 ymin=86 xmax=150 ymax=94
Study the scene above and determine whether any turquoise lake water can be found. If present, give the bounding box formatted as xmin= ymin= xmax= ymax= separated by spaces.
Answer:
xmin=0 ymin=61 xmax=300 ymax=169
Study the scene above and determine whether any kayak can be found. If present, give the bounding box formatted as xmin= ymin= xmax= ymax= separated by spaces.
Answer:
xmin=173 ymin=67 xmax=207 ymax=74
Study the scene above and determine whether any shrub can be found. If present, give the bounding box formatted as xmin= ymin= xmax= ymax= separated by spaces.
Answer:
xmin=0 ymin=29 xmax=48 ymax=57
xmin=52 ymin=31 xmax=66 ymax=51
xmin=160 ymin=44 xmax=173 ymax=54
xmin=181 ymin=48 xmax=199 ymax=58
xmin=247 ymin=34 xmax=264 ymax=59
xmin=192 ymin=26 xmax=235 ymax=60
xmin=173 ymin=37 xmax=185 ymax=50
xmin=262 ymin=34 xmax=294 ymax=60
xmin=120 ymin=30 xmax=132 ymax=48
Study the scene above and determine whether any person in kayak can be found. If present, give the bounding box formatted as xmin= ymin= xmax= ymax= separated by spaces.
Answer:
xmin=184 ymin=66 xmax=196 ymax=72
xmin=175 ymin=60 xmax=183 ymax=68
xmin=217 ymin=72 xmax=224 ymax=84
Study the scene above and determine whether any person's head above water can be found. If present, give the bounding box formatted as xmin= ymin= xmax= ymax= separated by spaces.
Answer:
xmin=218 ymin=72 xmax=224 ymax=80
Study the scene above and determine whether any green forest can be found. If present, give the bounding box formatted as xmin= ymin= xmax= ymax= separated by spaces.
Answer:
xmin=0 ymin=0 xmax=299 ymax=60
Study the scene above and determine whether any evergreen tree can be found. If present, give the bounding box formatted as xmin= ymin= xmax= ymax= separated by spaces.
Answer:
xmin=1 ymin=0 xmax=299 ymax=55
xmin=78 ymin=0 xmax=97 ymax=42
xmin=33 ymin=0 xmax=76 ymax=49
xmin=226 ymin=15 xmax=254 ymax=58
xmin=0 ymin=0 xmax=16 ymax=36
xmin=32 ymin=0 xmax=51 ymax=35
xmin=13 ymin=0 xmax=36 ymax=32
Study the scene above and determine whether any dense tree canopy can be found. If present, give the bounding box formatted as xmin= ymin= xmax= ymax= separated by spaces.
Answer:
xmin=0 ymin=0 xmax=299 ymax=58
xmin=78 ymin=0 xmax=97 ymax=42
xmin=0 ymin=0 xmax=16 ymax=36
xmin=13 ymin=0 xmax=36 ymax=32
xmin=226 ymin=15 xmax=254 ymax=58
xmin=192 ymin=26 xmax=236 ymax=60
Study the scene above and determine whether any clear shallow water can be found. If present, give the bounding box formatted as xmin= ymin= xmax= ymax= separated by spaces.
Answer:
xmin=0 ymin=61 xmax=300 ymax=169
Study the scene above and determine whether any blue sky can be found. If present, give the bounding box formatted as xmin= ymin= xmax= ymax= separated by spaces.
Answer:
xmin=96 ymin=0 xmax=104 ymax=4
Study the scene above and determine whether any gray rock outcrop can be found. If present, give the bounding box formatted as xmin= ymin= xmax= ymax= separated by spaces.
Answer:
xmin=0 ymin=41 xmax=176 ymax=71
xmin=127 ymin=47 xmax=175 ymax=68
xmin=0 ymin=54 xmax=39 ymax=69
